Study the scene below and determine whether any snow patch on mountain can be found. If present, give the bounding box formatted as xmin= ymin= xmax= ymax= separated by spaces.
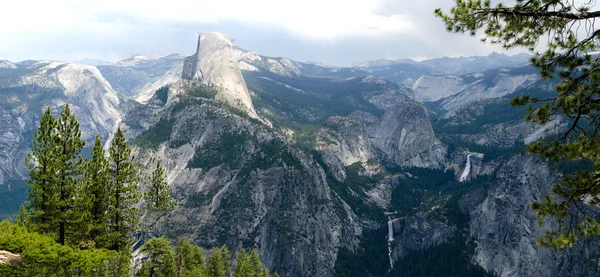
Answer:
xmin=0 ymin=61 xmax=16 ymax=69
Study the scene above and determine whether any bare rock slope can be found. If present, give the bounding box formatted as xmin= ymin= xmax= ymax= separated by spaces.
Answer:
xmin=182 ymin=32 xmax=258 ymax=119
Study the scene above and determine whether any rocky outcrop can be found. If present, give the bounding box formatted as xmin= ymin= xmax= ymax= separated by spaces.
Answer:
xmin=347 ymin=111 xmax=378 ymax=124
xmin=128 ymin=82 xmax=361 ymax=277
xmin=438 ymin=68 xmax=539 ymax=115
xmin=391 ymin=216 xmax=454 ymax=259
xmin=367 ymin=102 xmax=446 ymax=168
xmin=233 ymin=48 xmax=301 ymax=77
xmin=358 ymin=76 xmax=414 ymax=110
xmin=182 ymin=33 xmax=258 ymax=119
xmin=99 ymin=54 xmax=184 ymax=103
xmin=450 ymin=152 xmax=497 ymax=181
xmin=315 ymin=116 xmax=375 ymax=181
xmin=461 ymin=155 xmax=600 ymax=277
xmin=0 ymin=60 xmax=122 ymax=214
xmin=0 ymin=250 xmax=20 ymax=265
xmin=412 ymin=75 xmax=466 ymax=102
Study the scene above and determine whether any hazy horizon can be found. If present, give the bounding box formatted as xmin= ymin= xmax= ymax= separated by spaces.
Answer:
xmin=1 ymin=0 xmax=532 ymax=67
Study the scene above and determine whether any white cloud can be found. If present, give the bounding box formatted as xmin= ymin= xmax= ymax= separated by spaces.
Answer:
xmin=0 ymin=0 xmax=416 ymax=40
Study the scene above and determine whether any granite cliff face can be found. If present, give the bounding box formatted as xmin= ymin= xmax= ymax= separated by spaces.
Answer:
xmin=182 ymin=33 xmax=258 ymax=118
xmin=412 ymin=75 xmax=466 ymax=102
xmin=367 ymin=102 xmax=446 ymax=168
xmin=126 ymin=81 xmax=360 ymax=277
xmin=233 ymin=48 xmax=301 ymax=77
xmin=0 ymin=60 xmax=122 ymax=215
xmin=461 ymin=155 xmax=600 ymax=277
xmin=315 ymin=116 xmax=375 ymax=181
xmin=98 ymin=54 xmax=184 ymax=103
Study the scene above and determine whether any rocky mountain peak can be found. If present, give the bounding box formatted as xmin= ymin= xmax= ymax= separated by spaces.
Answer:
xmin=367 ymin=102 xmax=447 ymax=168
xmin=182 ymin=32 xmax=258 ymax=119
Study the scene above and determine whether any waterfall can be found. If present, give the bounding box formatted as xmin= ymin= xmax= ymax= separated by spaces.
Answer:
xmin=387 ymin=220 xmax=394 ymax=242
xmin=387 ymin=220 xmax=394 ymax=270
xmin=459 ymin=153 xmax=472 ymax=182
xmin=388 ymin=242 xmax=393 ymax=270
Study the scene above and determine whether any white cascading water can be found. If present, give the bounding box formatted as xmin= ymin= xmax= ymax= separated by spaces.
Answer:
xmin=388 ymin=220 xmax=394 ymax=242
xmin=459 ymin=153 xmax=472 ymax=182
xmin=387 ymin=220 xmax=394 ymax=270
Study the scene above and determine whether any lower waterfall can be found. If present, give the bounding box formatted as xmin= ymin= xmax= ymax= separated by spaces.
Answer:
xmin=388 ymin=220 xmax=394 ymax=270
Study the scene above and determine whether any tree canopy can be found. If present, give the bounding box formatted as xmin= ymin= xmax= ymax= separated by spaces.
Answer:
xmin=436 ymin=0 xmax=600 ymax=249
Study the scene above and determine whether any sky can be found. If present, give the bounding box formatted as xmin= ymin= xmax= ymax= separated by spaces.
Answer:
xmin=0 ymin=0 xmax=528 ymax=66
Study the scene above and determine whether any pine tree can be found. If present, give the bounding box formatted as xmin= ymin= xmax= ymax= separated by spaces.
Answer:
xmin=435 ymin=0 xmax=600 ymax=249
xmin=146 ymin=160 xmax=176 ymax=211
xmin=75 ymin=135 xmax=110 ymax=248
xmin=207 ymin=245 xmax=230 ymax=277
xmin=175 ymin=237 xmax=206 ymax=277
xmin=138 ymin=237 xmax=177 ymax=277
xmin=107 ymin=128 xmax=140 ymax=251
xmin=14 ymin=204 xmax=29 ymax=228
xmin=26 ymin=107 xmax=59 ymax=237
xmin=232 ymin=249 xmax=254 ymax=277
xmin=257 ymin=266 xmax=270 ymax=277
xmin=248 ymin=249 xmax=262 ymax=275
xmin=54 ymin=104 xmax=85 ymax=245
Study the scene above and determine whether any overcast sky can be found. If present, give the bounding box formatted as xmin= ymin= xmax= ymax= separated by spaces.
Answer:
xmin=0 ymin=0 xmax=528 ymax=66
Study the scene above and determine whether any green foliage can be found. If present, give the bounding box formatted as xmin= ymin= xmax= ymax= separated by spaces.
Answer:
xmin=133 ymin=117 xmax=174 ymax=149
xmin=54 ymin=104 xmax=86 ymax=245
xmin=187 ymin=83 xmax=217 ymax=100
xmin=107 ymin=128 xmax=141 ymax=251
xmin=26 ymin=105 xmax=86 ymax=245
xmin=175 ymin=237 xmax=206 ymax=277
xmin=0 ymin=221 xmax=121 ymax=277
xmin=135 ymin=239 xmax=277 ymax=277
xmin=155 ymin=86 xmax=169 ymax=103
xmin=335 ymin=172 xmax=495 ymax=277
xmin=245 ymin=72 xmax=384 ymax=126
xmin=26 ymin=107 xmax=59 ymax=237
xmin=388 ymin=236 xmax=496 ymax=277
xmin=436 ymin=0 xmax=600 ymax=249
xmin=14 ymin=204 xmax=29 ymax=228
xmin=188 ymin=132 xmax=250 ymax=169
xmin=251 ymin=139 xmax=302 ymax=170
xmin=75 ymin=136 xmax=111 ymax=248
xmin=334 ymin=228 xmax=390 ymax=277
xmin=206 ymin=245 xmax=230 ymax=277
xmin=145 ymin=160 xmax=176 ymax=211
xmin=389 ymin=167 xmax=456 ymax=217
xmin=138 ymin=237 xmax=177 ymax=277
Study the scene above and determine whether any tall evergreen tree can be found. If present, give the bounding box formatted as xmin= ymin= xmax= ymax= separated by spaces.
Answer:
xmin=232 ymin=249 xmax=254 ymax=277
xmin=207 ymin=245 xmax=230 ymax=277
xmin=138 ymin=237 xmax=177 ymax=277
xmin=75 ymin=135 xmax=110 ymax=248
xmin=107 ymin=128 xmax=140 ymax=251
xmin=146 ymin=160 xmax=176 ymax=211
xmin=26 ymin=107 xmax=59 ymax=236
xmin=175 ymin=237 xmax=206 ymax=277
xmin=54 ymin=104 xmax=85 ymax=245
xmin=14 ymin=204 xmax=29 ymax=228
xmin=248 ymin=250 xmax=262 ymax=275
